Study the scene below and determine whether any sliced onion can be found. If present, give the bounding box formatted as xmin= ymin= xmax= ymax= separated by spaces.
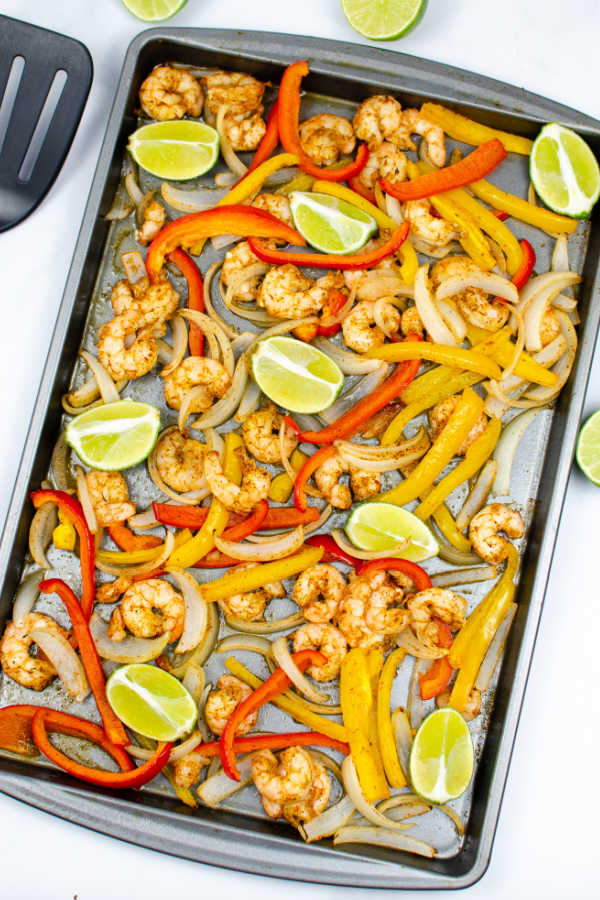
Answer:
xmin=431 ymin=565 xmax=497 ymax=588
xmin=180 ymin=309 xmax=234 ymax=376
xmin=525 ymin=311 xmax=577 ymax=403
xmin=475 ymin=602 xmax=517 ymax=692
xmin=124 ymin=171 xmax=144 ymax=207
xmin=486 ymin=380 xmax=548 ymax=410
xmin=182 ymin=662 xmax=206 ymax=705
xmin=216 ymin=106 xmax=248 ymax=177
xmin=128 ymin=730 xmax=206 ymax=763
xmin=299 ymin=795 xmax=355 ymax=843
xmin=121 ymin=250 xmax=147 ymax=285
xmin=222 ymin=264 xmax=272 ymax=320
xmin=90 ymin=611 xmax=170 ymax=663
xmin=433 ymin=525 xmax=482 ymax=565
xmin=203 ymin=427 xmax=225 ymax=459
xmin=51 ymin=433 xmax=75 ymax=492
xmin=320 ymin=286 xmax=356 ymax=330
xmin=436 ymin=299 xmax=467 ymax=342
xmin=320 ymin=364 xmax=389 ymax=424
xmin=167 ymin=568 xmax=208 ymax=654
xmin=224 ymin=611 xmax=305 ymax=634
xmin=492 ymin=408 xmax=548 ymax=496
xmin=128 ymin=507 xmax=160 ymax=530
xmin=201 ymin=260 xmax=239 ymax=340
xmin=28 ymin=499 xmax=57 ymax=569
xmin=148 ymin=427 xmax=210 ymax=505
xmin=245 ymin=317 xmax=320 ymax=353
xmin=303 ymin=504 xmax=333 ymax=536
xmin=436 ymin=271 xmax=519 ymax=304
xmin=396 ymin=629 xmax=445 ymax=659
xmin=332 ymin=529 xmax=407 ymax=560
xmin=411 ymin=238 xmax=461 ymax=258
xmin=215 ymin=526 xmax=304 ymax=562
xmin=521 ymin=273 xmax=581 ymax=352
xmin=211 ymin=233 xmax=240 ymax=252
xmin=437 ymin=804 xmax=465 ymax=836
xmin=105 ymin=181 xmax=134 ymax=220
xmin=197 ymin=753 xmax=255 ymax=807
xmin=190 ymin=354 xmax=248 ymax=429
xmin=178 ymin=384 xmax=215 ymax=434
xmin=385 ymin=192 xmax=404 ymax=225
xmin=293 ymin=413 xmax=323 ymax=432
xmin=552 ymin=234 xmax=570 ymax=274
xmin=214 ymin=170 xmax=238 ymax=188
xmin=161 ymin=181 xmax=227 ymax=212
xmin=160 ymin=316 xmax=188 ymax=377
xmin=232 ymin=332 xmax=256 ymax=356
xmin=312 ymin=337 xmax=382 ymax=374
xmin=333 ymin=824 xmax=435 ymax=857
xmin=272 ymin=635 xmax=328 ymax=703
xmin=79 ymin=350 xmax=121 ymax=404
xmin=235 ymin=379 xmax=261 ymax=422
xmin=336 ymin=428 xmax=430 ymax=472
xmin=13 ymin=570 xmax=45 ymax=624
xmin=455 ymin=459 xmax=497 ymax=531
xmin=75 ymin=466 xmax=98 ymax=535
xmin=216 ymin=634 xmax=273 ymax=656
xmin=391 ymin=707 xmax=412 ymax=778
xmin=408 ymin=658 xmax=427 ymax=730
xmin=488 ymin=237 xmax=507 ymax=274
xmin=378 ymin=794 xmax=430 ymax=820
xmin=166 ymin=602 xmax=220 ymax=677
xmin=30 ymin=628 xmax=90 ymax=702
xmin=415 ymin=265 xmax=457 ymax=345
xmin=498 ymin=302 xmax=525 ymax=381
xmin=95 ymin=532 xmax=175 ymax=577
xmin=552 ymin=294 xmax=577 ymax=312
xmin=342 ymin=756 xmax=413 ymax=832
xmin=356 ymin=272 xmax=414 ymax=302
xmin=373 ymin=297 xmax=397 ymax=339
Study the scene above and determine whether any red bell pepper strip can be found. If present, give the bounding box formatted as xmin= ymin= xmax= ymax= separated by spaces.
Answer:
xmin=293 ymin=445 xmax=336 ymax=512
xmin=278 ymin=60 xmax=369 ymax=182
xmin=220 ymin=648 xmax=327 ymax=780
xmin=285 ymin=352 xmax=421 ymax=445
xmin=39 ymin=578 xmax=129 ymax=747
xmin=381 ymin=139 xmax=507 ymax=202
xmin=167 ymin=248 xmax=205 ymax=356
xmin=247 ymin=221 xmax=409 ymax=271
xmin=348 ymin=175 xmax=377 ymax=205
xmin=31 ymin=490 xmax=95 ymax=621
xmin=294 ymin=288 xmax=348 ymax=342
xmin=0 ymin=705 xmax=133 ymax=768
xmin=106 ymin=523 xmax=162 ymax=552
xmin=260 ymin=506 xmax=320 ymax=528
xmin=491 ymin=209 xmax=510 ymax=221
xmin=357 ymin=557 xmax=432 ymax=591
xmin=305 ymin=534 xmax=361 ymax=567
xmin=511 ymin=238 xmax=536 ymax=291
xmin=153 ymin=502 xmax=320 ymax=532
xmin=32 ymin=708 xmax=171 ymax=789
xmin=219 ymin=499 xmax=268 ymax=541
xmin=418 ymin=619 xmax=453 ymax=700
xmin=146 ymin=205 xmax=305 ymax=280
xmin=195 ymin=731 xmax=349 ymax=757
xmin=239 ymin=99 xmax=280 ymax=180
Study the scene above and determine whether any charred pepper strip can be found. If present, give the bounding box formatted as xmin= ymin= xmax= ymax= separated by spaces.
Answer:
xmin=167 ymin=248 xmax=205 ymax=355
xmin=194 ymin=731 xmax=349 ymax=757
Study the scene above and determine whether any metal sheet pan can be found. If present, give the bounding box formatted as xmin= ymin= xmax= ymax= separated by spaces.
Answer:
xmin=0 ymin=28 xmax=599 ymax=889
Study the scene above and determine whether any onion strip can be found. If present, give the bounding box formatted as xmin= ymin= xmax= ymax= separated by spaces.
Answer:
xmin=167 ymin=568 xmax=208 ymax=654
xmin=415 ymin=265 xmax=456 ymax=345
xmin=332 ymin=528 xmax=408 ymax=560
xmin=436 ymin=272 xmax=519 ymax=304
xmin=13 ymin=570 xmax=45 ymax=624
xmin=319 ymin=364 xmax=389 ymax=424
xmin=492 ymin=408 xmax=548 ymax=496
xmin=271 ymin=636 xmax=328 ymax=703
xmin=224 ymin=611 xmax=305 ymax=635
xmin=30 ymin=628 xmax=90 ymax=702
xmin=342 ymin=756 xmax=412 ymax=832
xmin=455 ymin=459 xmax=497 ymax=531
xmin=95 ymin=532 xmax=174 ymax=577
xmin=189 ymin=354 xmax=248 ymax=430
xmin=159 ymin=316 xmax=188 ymax=377
xmin=216 ymin=106 xmax=248 ymax=178
xmin=312 ymin=337 xmax=383 ymax=374
xmin=90 ymin=612 xmax=170 ymax=663
xmin=202 ymin=260 xmax=238 ymax=340
xmin=215 ymin=527 xmax=304 ymax=561
xmin=332 ymin=824 xmax=435 ymax=858
xmin=75 ymin=466 xmax=98 ymax=535
xmin=28 ymin=499 xmax=57 ymax=569
xmin=197 ymin=754 xmax=255 ymax=807
xmin=216 ymin=634 xmax=273 ymax=657
xmin=299 ymin=795 xmax=355 ymax=842
xmin=475 ymin=602 xmax=517 ymax=692
xmin=431 ymin=565 xmax=497 ymax=588
xmin=79 ymin=350 xmax=121 ymax=404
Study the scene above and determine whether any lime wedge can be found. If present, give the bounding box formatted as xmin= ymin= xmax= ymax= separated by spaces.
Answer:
xmin=290 ymin=191 xmax=377 ymax=255
xmin=576 ymin=410 xmax=600 ymax=484
xmin=106 ymin=663 xmax=197 ymax=741
xmin=345 ymin=501 xmax=439 ymax=561
xmin=121 ymin=0 xmax=187 ymax=21
xmin=530 ymin=123 xmax=600 ymax=218
xmin=128 ymin=121 xmax=219 ymax=180
xmin=251 ymin=336 xmax=344 ymax=414
xmin=409 ymin=708 xmax=474 ymax=804
xmin=341 ymin=0 xmax=427 ymax=41
xmin=65 ymin=399 xmax=161 ymax=471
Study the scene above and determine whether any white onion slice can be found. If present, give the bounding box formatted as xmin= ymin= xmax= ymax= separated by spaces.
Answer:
xmin=525 ymin=311 xmax=577 ymax=403
xmin=128 ymin=508 xmax=160 ymax=530
xmin=13 ymin=570 xmax=45 ymax=624
xmin=124 ymin=171 xmax=144 ymax=206
xmin=75 ymin=466 xmax=98 ymax=535
xmin=331 ymin=529 xmax=407 ymax=560
xmin=121 ymin=250 xmax=147 ymax=285
xmin=319 ymin=364 xmax=389 ymax=423
xmin=431 ymin=565 xmax=497 ymax=588
xmin=356 ymin=271 xmax=414 ymax=302
xmin=232 ymin=332 xmax=256 ymax=356
xmin=333 ymin=824 xmax=435 ymax=857
xmin=190 ymin=354 xmax=248 ymax=429
xmin=203 ymin=427 xmax=225 ymax=459
xmin=271 ymin=636 xmax=328 ymax=703
xmin=214 ymin=526 xmax=304 ymax=562
xmin=180 ymin=309 xmax=234 ymax=376
xmin=224 ymin=611 xmax=305 ymax=635
xmin=79 ymin=350 xmax=120 ymax=404
xmin=30 ymin=628 xmax=90 ymax=702
xmin=475 ymin=602 xmax=517 ymax=692
xmin=160 ymin=181 xmax=224 ymax=212
xmin=551 ymin=234 xmax=570 ymax=276
xmin=197 ymin=754 xmax=255 ymax=807
xmin=395 ymin=629 xmax=446 ymax=659
xmin=436 ymin=299 xmax=467 ymax=341
xmin=521 ymin=272 xmax=581 ymax=352
xmin=492 ymin=408 xmax=548 ymax=496
xmin=299 ymin=795 xmax=355 ymax=842
xmin=391 ymin=707 xmax=412 ymax=778
xmin=235 ymin=379 xmax=261 ymax=422
xmin=90 ymin=612 xmax=170 ymax=663
xmin=385 ymin=192 xmax=404 ymax=225
xmin=211 ymin=233 xmax=240 ymax=252
xmin=216 ymin=106 xmax=248 ymax=177
xmin=552 ymin=294 xmax=577 ymax=312
xmin=182 ymin=662 xmax=206 ymax=705
xmin=160 ymin=316 xmax=188 ymax=377
xmin=216 ymin=634 xmax=273 ymax=656
xmin=214 ymin=170 xmax=238 ymax=188
xmin=342 ymin=756 xmax=413 ymax=832
xmin=312 ymin=337 xmax=382 ymax=375
xmin=415 ymin=265 xmax=457 ymax=345
xmin=95 ymin=531 xmax=175 ymax=578
xmin=408 ymin=658 xmax=427 ymax=730
xmin=455 ymin=459 xmax=497 ymax=531
xmin=167 ymin=568 xmax=208 ymax=654
xmin=436 ymin=272 xmax=519 ymax=304
xmin=28 ymin=501 xmax=57 ymax=569
xmin=201 ymin=260 xmax=239 ymax=340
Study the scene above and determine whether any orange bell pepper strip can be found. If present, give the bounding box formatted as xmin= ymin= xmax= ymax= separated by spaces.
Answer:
xmin=152 ymin=501 xmax=318 ymax=532
xmin=293 ymin=445 xmax=336 ymax=512
xmin=220 ymin=649 xmax=328 ymax=780
xmin=419 ymin=620 xmax=453 ymax=701
xmin=106 ymin=522 xmax=162 ymax=552
xmin=32 ymin=708 xmax=171 ymax=789
xmin=167 ymin=248 xmax=204 ymax=355
xmin=248 ymin=221 xmax=409 ymax=270
xmin=194 ymin=731 xmax=349 ymax=757
xmin=381 ymin=139 xmax=507 ymax=202
xmin=39 ymin=578 xmax=129 ymax=746
xmin=145 ymin=205 xmax=305 ymax=280
xmin=30 ymin=490 xmax=95 ymax=621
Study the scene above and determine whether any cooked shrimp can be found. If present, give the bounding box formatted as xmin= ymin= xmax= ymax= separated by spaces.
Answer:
xmin=154 ymin=430 xmax=207 ymax=493
xmin=252 ymin=194 xmax=292 ymax=227
xmin=437 ymin=686 xmax=481 ymax=721
xmin=428 ymin=395 xmax=489 ymax=456
xmin=201 ymin=71 xmax=265 ymax=119
xmin=341 ymin=299 xmax=400 ymax=353
xmin=96 ymin=575 xmax=133 ymax=604
xmin=402 ymin=199 xmax=458 ymax=247
xmin=314 ymin=450 xmax=381 ymax=510
xmin=204 ymin=449 xmax=270 ymax=515
xmin=97 ymin=309 xmax=159 ymax=381
xmin=257 ymin=264 xmax=326 ymax=319
xmin=242 ymin=403 xmax=298 ymax=463
xmin=291 ymin=623 xmax=347 ymax=681
xmin=221 ymin=109 xmax=266 ymax=151
xmin=221 ymin=240 xmax=266 ymax=303
xmin=292 ymin=564 xmax=347 ymax=623
xmin=139 ymin=66 xmax=203 ymax=121
xmin=163 ymin=357 xmax=231 ymax=414
xmin=365 ymin=579 xmax=409 ymax=634
xmin=111 ymin=275 xmax=179 ymax=327
xmin=173 ymin=752 xmax=205 ymax=789
xmin=407 ymin=589 xmax=467 ymax=648
xmin=0 ymin=613 xmax=68 ymax=691
xmin=205 ymin=674 xmax=256 ymax=736
xmin=279 ymin=758 xmax=330 ymax=828
xmin=218 ymin=563 xmax=285 ymax=622
xmin=395 ymin=108 xmax=446 ymax=167
xmin=401 ymin=305 xmax=425 ymax=337
xmin=299 ymin=114 xmax=356 ymax=166
xmin=469 ymin=503 xmax=525 ymax=564
xmin=108 ymin=579 xmax=185 ymax=642
xmin=85 ymin=471 xmax=135 ymax=526
xmin=135 ymin=199 xmax=167 ymax=246
xmin=357 ymin=142 xmax=407 ymax=191
xmin=252 ymin=747 xmax=323 ymax=821
xmin=353 ymin=95 xmax=404 ymax=147
xmin=336 ymin=570 xmax=392 ymax=650
xmin=457 ymin=289 xmax=509 ymax=331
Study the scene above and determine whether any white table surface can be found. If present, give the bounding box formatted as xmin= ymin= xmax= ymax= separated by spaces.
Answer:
xmin=1 ymin=1 xmax=599 ymax=897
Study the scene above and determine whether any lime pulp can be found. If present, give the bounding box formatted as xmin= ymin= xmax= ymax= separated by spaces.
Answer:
xmin=251 ymin=336 xmax=344 ymax=414
xmin=345 ymin=501 xmax=439 ymax=562
xmin=120 ymin=0 xmax=187 ymax=22
xmin=409 ymin=708 xmax=474 ymax=804
xmin=530 ymin=123 xmax=600 ymax=218
xmin=341 ymin=0 xmax=427 ymax=41
xmin=64 ymin=399 xmax=161 ymax=471
xmin=576 ymin=409 xmax=600 ymax=485
xmin=128 ymin=121 xmax=219 ymax=180
xmin=290 ymin=191 xmax=377 ymax=254
xmin=106 ymin=663 xmax=197 ymax=741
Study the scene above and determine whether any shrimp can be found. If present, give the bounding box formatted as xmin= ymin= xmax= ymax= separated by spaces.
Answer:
xmin=341 ymin=299 xmax=400 ymax=353
xmin=314 ymin=450 xmax=381 ymax=510
xmin=291 ymin=623 xmax=347 ymax=681
xmin=407 ymin=588 xmax=467 ymax=648
xmin=252 ymin=194 xmax=292 ymax=227
xmin=111 ymin=275 xmax=179 ymax=327
xmin=108 ymin=579 xmax=185 ymax=641
xmin=298 ymin=114 xmax=356 ymax=166
xmin=96 ymin=575 xmax=133 ymax=604
xmin=154 ymin=430 xmax=207 ymax=493
xmin=336 ymin=570 xmax=391 ymax=650
xmin=401 ymin=305 xmax=425 ymax=337
xmin=204 ymin=449 xmax=270 ymax=515
xmin=428 ymin=395 xmax=489 ymax=456
xmin=173 ymin=752 xmax=205 ymax=789
xmin=201 ymin=71 xmax=265 ymax=119
xmin=139 ymin=66 xmax=203 ymax=121
xmin=97 ymin=309 xmax=159 ymax=381
xmin=279 ymin=758 xmax=330 ymax=828
xmin=292 ymin=564 xmax=347 ymax=623
xmin=395 ymin=108 xmax=446 ymax=167
xmin=163 ymin=357 xmax=231 ymax=414
xmin=352 ymin=95 xmax=404 ymax=147
xmin=437 ymin=686 xmax=481 ymax=721
xmin=0 ymin=612 xmax=68 ymax=691
xmin=469 ymin=503 xmax=525 ymax=565
xmin=357 ymin=142 xmax=407 ymax=191
xmin=402 ymin=199 xmax=458 ymax=247
xmin=257 ymin=264 xmax=326 ymax=319
xmin=430 ymin=255 xmax=508 ymax=332
xmin=242 ymin=403 xmax=298 ymax=463
xmin=218 ymin=563 xmax=285 ymax=622
xmin=135 ymin=199 xmax=167 ymax=246
xmin=365 ymin=580 xmax=409 ymax=634
xmin=252 ymin=747 xmax=329 ymax=824
xmin=204 ymin=674 xmax=256 ymax=736
xmin=221 ymin=110 xmax=266 ymax=151
xmin=221 ymin=240 xmax=266 ymax=303
xmin=85 ymin=471 xmax=135 ymax=526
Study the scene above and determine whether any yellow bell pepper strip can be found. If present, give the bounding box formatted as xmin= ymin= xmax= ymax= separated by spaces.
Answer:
xmin=430 ymin=502 xmax=472 ymax=553
xmin=376 ymin=649 xmax=407 ymax=788
xmin=268 ymin=448 xmax=308 ymax=503
xmin=366 ymin=649 xmax=387 ymax=793
xmin=218 ymin=153 xmax=300 ymax=207
xmin=200 ymin=545 xmax=324 ymax=602
xmin=52 ymin=522 xmax=76 ymax=551
xmin=275 ymin=172 xmax=315 ymax=196
xmin=95 ymin=530 xmax=189 ymax=566
xmin=469 ymin=178 xmax=578 ymax=234
xmin=414 ymin=418 xmax=502 ymax=520
xmin=225 ymin=656 xmax=347 ymax=742
xmin=419 ymin=102 xmax=534 ymax=155
xmin=340 ymin=648 xmax=390 ymax=803
xmin=449 ymin=544 xmax=519 ymax=713
xmin=366 ymin=341 xmax=502 ymax=379
xmin=378 ymin=388 xmax=485 ymax=506
xmin=490 ymin=339 xmax=558 ymax=387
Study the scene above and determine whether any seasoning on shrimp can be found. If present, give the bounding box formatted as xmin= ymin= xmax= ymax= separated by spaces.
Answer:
xmin=205 ymin=675 xmax=257 ymax=736
xmin=314 ymin=449 xmax=381 ymax=510
xmin=154 ymin=430 xmax=207 ymax=493
xmin=107 ymin=579 xmax=185 ymax=642
xmin=252 ymin=746 xmax=330 ymax=826
xmin=341 ymin=299 xmax=400 ymax=353
xmin=292 ymin=564 xmax=347 ymax=623
xmin=97 ymin=309 xmax=159 ymax=381
xmin=203 ymin=449 xmax=270 ymax=515
xmin=242 ymin=403 xmax=298 ymax=464
xmin=430 ymin=257 xmax=509 ymax=332
xmin=336 ymin=569 xmax=407 ymax=650
xmin=299 ymin=114 xmax=356 ymax=167
xmin=292 ymin=623 xmax=348 ymax=681
xmin=406 ymin=589 xmax=467 ymax=649
xmin=111 ymin=274 xmax=179 ymax=327
xmin=163 ymin=357 xmax=231 ymax=413
xmin=221 ymin=240 xmax=267 ymax=302
xmin=0 ymin=613 xmax=68 ymax=691
xmin=469 ymin=503 xmax=525 ymax=564
xmin=218 ymin=563 xmax=285 ymax=622
xmin=85 ymin=471 xmax=135 ymax=526
xmin=257 ymin=265 xmax=327 ymax=319
xmin=357 ymin=143 xmax=407 ymax=191
xmin=139 ymin=65 xmax=203 ymax=121
xmin=135 ymin=200 xmax=167 ymax=246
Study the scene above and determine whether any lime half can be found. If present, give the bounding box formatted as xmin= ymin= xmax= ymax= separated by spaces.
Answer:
xmin=530 ymin=123 xmax=600 ymax=218
xmin=409 ymin=708 xmax=474 ymax=804
xmin=290 ymin=191 xmax=377 ymax=254
xmin=341 ymin=0 xmax=427 ymax=41
xmin=251 ymin=336 xmax=344 ymax=414
xmin=121 ymin=0 xmax=187 ymax=21
xmin=65 ymin=399 xmax=161 ymax=471
xmin=576 ymin=410 xmax=600 ymax=484
xmin=106 ymin=664 xmax=197 ymax=741
xmin=345 ymin=501 xmax=439 ymax=561
xmin=128 ymin=121 xmax=219 ymax=180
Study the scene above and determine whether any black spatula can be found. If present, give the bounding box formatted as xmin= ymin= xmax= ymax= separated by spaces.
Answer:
xmin=0 ymin=15 xmax=93 ymax=232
